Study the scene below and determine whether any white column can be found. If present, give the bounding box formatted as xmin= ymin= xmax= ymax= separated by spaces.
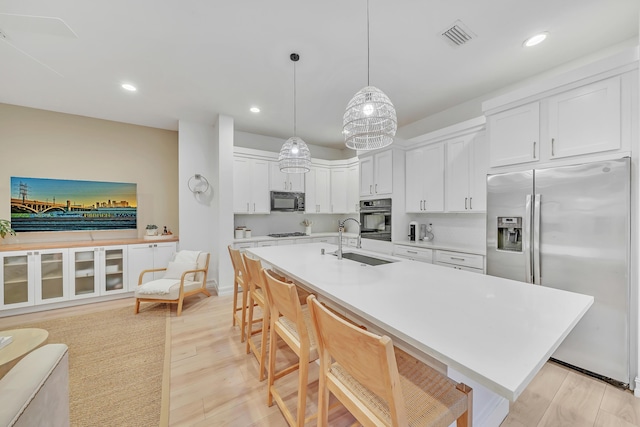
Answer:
xmin=215 ymin=115 xmax=235 ymax=295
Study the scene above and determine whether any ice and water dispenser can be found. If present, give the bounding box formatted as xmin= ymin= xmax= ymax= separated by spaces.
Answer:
xmin=497 ymin=217 xmax=523 ymax=252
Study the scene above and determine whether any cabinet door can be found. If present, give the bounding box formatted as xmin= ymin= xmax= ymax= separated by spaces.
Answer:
xmin=423 ymin=144 xmax=445 ymax=212
xmin=488 ymin=102 xmax=540 ymax=167
xmin=103 ymin=246 xmax=127 ymax=294
xmin=288 ymin=172 xmax=305 ymax=192
xmin=251 ymin=159 xmax=271 ymax=213
xmin=128 ymin=242 xmax=176 ymax=290
xmin=548 ymin=76 xmax=621 ymax=159
xmin=269 ymin=161 xmax=289 ymax=191
xmin=347 ymin=164 xmax=360 ymax=213
xmin=330 ymin=167 xmax=348 ymax=213
xmin=374 ymin=150 xmax=393 ymax=195
xmin=69 ymin=248 xmax=100 ymax=299
xmin=446 ymin=137 xmax=471 ymax=212
xmin=359 ymin=156 xmax=374 ymax=196
xmin=405 ymin=148 xmax=426 ymax=213
xmin=35 ymin=249 xmax=68 ymax=304
xmin=233 ymin=157 xmax=252 ymax=213
xmin=469 ymin=131 xmax=488 ymax=212
xmin=0 ymin=251 xmax=34 ymax=309
xmin=305 ymin=166 xmax=317 ymax=213
xmin=315 ymin=167 xmax=331 ymax=213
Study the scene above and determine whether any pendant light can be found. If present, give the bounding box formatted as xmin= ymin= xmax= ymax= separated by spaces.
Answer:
xmin=343 ymin=0 xmax=397 ymax=151
xmin=279 ymin=53 xmax=311 ymax=173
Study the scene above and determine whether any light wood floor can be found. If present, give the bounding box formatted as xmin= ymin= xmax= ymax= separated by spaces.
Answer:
xmin=1 ymin=294 xmax=640 ymax=426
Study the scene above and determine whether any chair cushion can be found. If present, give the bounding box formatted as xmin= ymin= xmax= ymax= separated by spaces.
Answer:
xmin=162 ymin=262 xmax=197 ymax=280
xmin=135 ymin=279 xmax=201 ymax=300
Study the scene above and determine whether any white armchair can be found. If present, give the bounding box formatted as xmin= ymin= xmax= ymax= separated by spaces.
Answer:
xmin=134 ymin=250 xmax=211 ymax=316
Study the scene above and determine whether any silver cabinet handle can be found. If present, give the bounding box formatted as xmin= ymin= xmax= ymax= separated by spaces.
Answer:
xmin=369 ymin=185 xmax=372 ymax=194
xmin=246 ymin=202 xmax=249 ymax=212
xmin=253 ymin=203 xmax=256 ymax=212
xmin=551 ymin=138 xmax=555 ymax=157
xmin=465 ymin=197 xmax=468 ymax=210
xmin=407 ymin=250 xmax=418 ymax=254
xmin=419 ymin=200 xmax=423 ymax=211
xmin=451 ymin=257 xmax=465 ymax=261
xmin=533 ymin=141 xmax=537 ymax=159
xmin=375 ymin=184 xmax=378 ymax=193
xmin=470 ymin=197 xmax=473 ymax=210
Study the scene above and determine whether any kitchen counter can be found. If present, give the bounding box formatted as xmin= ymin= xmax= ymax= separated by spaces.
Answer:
xmin=393 ymin=239 xmax=486 ymax=256
xmin=233 ymin=231 xmax=357 ymax=243
xmin=247 ymin=242 xmax=593 ymax=426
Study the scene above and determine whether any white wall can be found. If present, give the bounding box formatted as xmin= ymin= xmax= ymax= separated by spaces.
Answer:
xmin=178 ymin=121 xmax=217 ymax=285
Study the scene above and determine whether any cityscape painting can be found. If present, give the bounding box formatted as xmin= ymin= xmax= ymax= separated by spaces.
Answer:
xmin=10 ymin=177 xmax=137 ymax=232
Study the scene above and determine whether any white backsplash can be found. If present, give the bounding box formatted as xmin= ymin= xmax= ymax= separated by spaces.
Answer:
xmin=234 ymin=213 xmax=353 ymax=236
xmin=404 ymin=213 xmax=486 ymax=249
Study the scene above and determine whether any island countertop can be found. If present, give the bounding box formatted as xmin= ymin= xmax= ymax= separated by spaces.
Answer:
xmin=247 ymin=242 xmax=593 ymax=403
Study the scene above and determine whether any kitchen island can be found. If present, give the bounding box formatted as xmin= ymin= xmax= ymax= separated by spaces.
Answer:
xmin=247 ymin=242 xmax=594 ymax=427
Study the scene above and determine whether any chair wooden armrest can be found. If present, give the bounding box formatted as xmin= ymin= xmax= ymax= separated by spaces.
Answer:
xmin=137 ymin=268 xmax=167 ymax=285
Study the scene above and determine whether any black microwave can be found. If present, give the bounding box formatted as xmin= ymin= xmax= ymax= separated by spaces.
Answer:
xmin=270 ymin=191 xmax=305 ymax=212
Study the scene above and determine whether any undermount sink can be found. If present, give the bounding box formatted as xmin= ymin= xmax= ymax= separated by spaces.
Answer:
xmin=337 ymin=252 xmax=396 ymax=266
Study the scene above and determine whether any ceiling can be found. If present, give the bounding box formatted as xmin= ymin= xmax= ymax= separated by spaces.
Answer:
xmin=1 ymin=1 xmax=638 ymax=150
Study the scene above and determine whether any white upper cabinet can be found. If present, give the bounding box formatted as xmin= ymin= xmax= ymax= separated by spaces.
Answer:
xmin=547 ymin=76 xmax=621 ymax=159
xmin=485 ymin=68 xmax=630 ymax=169
xmin=305 ymin=166 xmax=331 ymax=213
xmin=269 ymin=161 xmax=305 ymax=192
xmin=487 ymin=102 xmax=540 ymax=167
xmin=330 ymin=167 xmax=348 ymax=213
xmin=233 ymin=156 xmax=270 ymax=214
xmin=347 ymin=163 xmax=360 ymax=214
xmin=360 ymin=150 xmax=393 ymax=197
xmin=445 ymin=131 xmax=488 ymax=212
xmin=405 ymin=144 xmax=444 ymax=213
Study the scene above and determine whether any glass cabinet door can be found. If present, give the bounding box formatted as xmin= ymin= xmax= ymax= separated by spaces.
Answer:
xmin=72 ymin=249 xmax=98 ymax=298
xmin=104 ymin=248 xmax=125 ymax=292
xmin=2 ymin=253 xmax=31 ymax=307
xmin=37 ymin=250 xmax=67 ymax=303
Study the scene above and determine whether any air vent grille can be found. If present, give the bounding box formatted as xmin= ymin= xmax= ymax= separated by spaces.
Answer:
xmin=440 ymin=20 xmax=476 ymax=47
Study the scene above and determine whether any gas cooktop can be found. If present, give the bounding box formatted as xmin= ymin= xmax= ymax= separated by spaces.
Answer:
xmin=267 ymin=232 xmax=307 ymax=238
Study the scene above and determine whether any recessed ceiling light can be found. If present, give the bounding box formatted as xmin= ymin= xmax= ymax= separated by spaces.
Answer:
xmin=250 ymin=106 xmax=260 ymax=113
xmin=523 ymin=32 xmax=548 ymax=47
xmin=121 ymin=83 xmax=137 ymax=92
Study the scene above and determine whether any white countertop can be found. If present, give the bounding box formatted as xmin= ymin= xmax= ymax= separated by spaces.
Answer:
xmin=247 ymin=242 xmax=593 ymax=402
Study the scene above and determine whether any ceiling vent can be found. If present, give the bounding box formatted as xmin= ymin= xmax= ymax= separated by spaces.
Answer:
xmin=440 ymin=20 xmax=476 ymax=47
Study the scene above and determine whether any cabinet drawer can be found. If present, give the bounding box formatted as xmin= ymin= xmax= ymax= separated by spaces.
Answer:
xmin=434 ymin=262 xmax=483 ymax=274
xmin=435 ymin=250 xmax=483 ymax=269
xmin=393 ymin=245 xmax=433 ymax=262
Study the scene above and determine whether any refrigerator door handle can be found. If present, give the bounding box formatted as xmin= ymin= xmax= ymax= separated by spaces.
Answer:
xmin=524 ymin=194 xmax=533 ymax=283
xmin=533 ymin=194 xmax=541 ymax=285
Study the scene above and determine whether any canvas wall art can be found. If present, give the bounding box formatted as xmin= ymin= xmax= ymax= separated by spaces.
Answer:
xmin=10 ymin=177 xmax=137 ymax=232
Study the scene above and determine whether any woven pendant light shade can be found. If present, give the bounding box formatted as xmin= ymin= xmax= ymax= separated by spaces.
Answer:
xmin=279 ymin=52 xmax=311 ymax=173
xmin=343 ymin=85 xmax=397 ymax=150
xmin=278 ymin=136 xmax=311 ymax=173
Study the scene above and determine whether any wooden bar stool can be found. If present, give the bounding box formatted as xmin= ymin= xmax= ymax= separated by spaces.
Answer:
xmin=227 ymin=245 xmax=250 ymax=342
xmin=262 ymin=268 xmax=318 ymax=427
xmin=307 ymin=294 xmax=473 ymax=427
xmin=242 ymin=253 xmax=270 ymax=381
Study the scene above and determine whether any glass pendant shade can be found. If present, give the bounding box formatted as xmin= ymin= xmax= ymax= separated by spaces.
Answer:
xmin=279 ymin=136 xmax=311 ymax=173
xmin=343 ymin=85 xmax=397 ymax=150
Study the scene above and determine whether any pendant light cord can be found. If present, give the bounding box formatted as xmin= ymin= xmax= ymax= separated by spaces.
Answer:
xmin=366 ymin=0 xmax=370 ymax=86
xmin=293 ymin=58 xmax=297 ymax=136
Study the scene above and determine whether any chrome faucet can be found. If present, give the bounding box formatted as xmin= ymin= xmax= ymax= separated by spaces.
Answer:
xmin=335 ymin=217 xmax=362 ymax=260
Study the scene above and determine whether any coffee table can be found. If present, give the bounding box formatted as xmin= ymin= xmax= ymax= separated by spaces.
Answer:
xmin=0 ymin=328 xmax=49 ymax=378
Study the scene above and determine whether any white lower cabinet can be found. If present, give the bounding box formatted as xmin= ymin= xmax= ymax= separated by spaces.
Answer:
xmin=393 ymin=245 xmax=433 ymax=263
xmin=434 ymin=250 xmax=484 ymax=274
xmin=69 ymin=245 xmax=128 ymax=299
xmin=0 ymin=249 xmax=69 ymax=309
xmin=127 ymin=242 xmax=177 ymax=289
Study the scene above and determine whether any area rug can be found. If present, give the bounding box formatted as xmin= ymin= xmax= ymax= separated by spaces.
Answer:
xmin=16 ymin=303 xmax=170 ymax=427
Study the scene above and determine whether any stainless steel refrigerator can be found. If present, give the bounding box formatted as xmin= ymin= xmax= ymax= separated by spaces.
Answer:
xmin=486 ymin=157 xmax=630 ymax=385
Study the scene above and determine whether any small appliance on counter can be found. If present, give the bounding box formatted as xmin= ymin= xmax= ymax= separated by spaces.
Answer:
xmin=409 ymin=221 xmax=417 ymax=241
xmin=420 ymin=223 xmax=434 ymax=241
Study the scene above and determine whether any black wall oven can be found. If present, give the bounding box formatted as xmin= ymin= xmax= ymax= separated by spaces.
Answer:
xmin=359 ymin=198 xmax=391 ymax=241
